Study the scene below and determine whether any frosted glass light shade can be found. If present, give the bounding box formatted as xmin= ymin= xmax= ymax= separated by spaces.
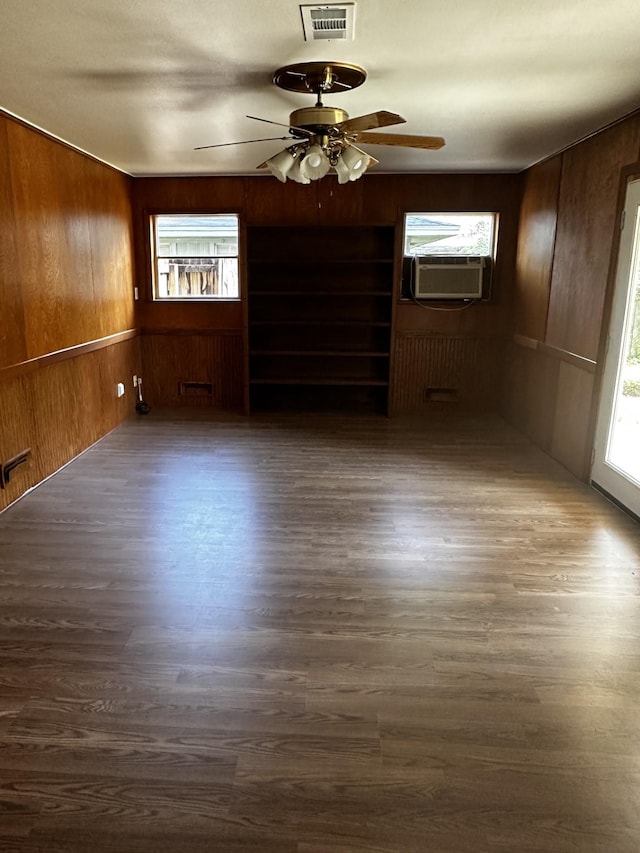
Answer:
xmin=266 ymin=149 xmax=296 ymax=182
xmin=288 ymin=156 xmax=311 ymax=184
xmin=340 ymin=145 xmax=370 ymax=181
xmin=334 ymin=154 xmax=353 ymax=184
xmin=299 ymin=144 xmax=331 ymax=180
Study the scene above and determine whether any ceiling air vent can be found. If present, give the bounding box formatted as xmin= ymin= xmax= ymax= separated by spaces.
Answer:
xmin=300 ymin=3 xmax=356 ymax=41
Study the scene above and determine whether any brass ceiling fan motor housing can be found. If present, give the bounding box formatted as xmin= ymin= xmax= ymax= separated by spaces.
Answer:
xmin=289 ymin=106 xmax=349 ymax=133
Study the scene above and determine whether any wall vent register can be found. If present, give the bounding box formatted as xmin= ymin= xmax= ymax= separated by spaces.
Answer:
xmin=300 ymin=3 xmax=356 ymax=40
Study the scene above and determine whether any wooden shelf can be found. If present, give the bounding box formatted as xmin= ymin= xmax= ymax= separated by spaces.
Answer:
xmin=247 ymin=225 xmax=395 ymax=413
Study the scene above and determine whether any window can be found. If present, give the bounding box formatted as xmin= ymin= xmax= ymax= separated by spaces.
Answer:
xmin=403 ymin=213 xmax=496 ymax=257
xmin=401 ymin=213 xmax=497 ymax=301
xmin=152 ymin=214 xmax=239 ymax=300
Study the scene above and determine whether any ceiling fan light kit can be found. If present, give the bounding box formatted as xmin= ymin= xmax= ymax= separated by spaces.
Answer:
xmin=265 ymin=147 xmax=297 ymax=182
xmin=333 ymin=152 xmax=354 ymax=184
xmin=196 ymin=61 xmax=445 ymax=184
xmin=298 ymin=143 xmax=332 ymax=180
xmin=339 ymin=145 xmax=369 ymax=181
xmin=287 ymin=154 xmax=312 ymax=184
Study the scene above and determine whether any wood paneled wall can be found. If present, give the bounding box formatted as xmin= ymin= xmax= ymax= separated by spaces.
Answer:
xmin=0 ymin=112 xmax=138 ymax=511
xmin=140 ymin=332 xmax=244 ymax=410
xmin=391 ymin=333 xmax=505 ymax=413
xmin=503 ymin=115 xmax=640 ymax=480
xmin=512 ymin=157 xmax=561 ymax=342
xmin=132 ymin=173 xmax=521 ymax=415
xmin=381 ymin=175 xmax=520 ymax=415
xmin=131 ymin=178 xmax=246 ymax=413
xmin=7 ymin=98 xmax=640 ymax=503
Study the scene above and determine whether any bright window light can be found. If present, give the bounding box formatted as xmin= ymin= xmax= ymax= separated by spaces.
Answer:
xmin=153 ymin=214 xmax=239 ymax=300
xmin=404 ymin=213 xmax=496 ymax=258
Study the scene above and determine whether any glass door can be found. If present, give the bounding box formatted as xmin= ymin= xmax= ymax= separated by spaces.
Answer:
xmin=592 ymin=178 xmax=640 ymax=517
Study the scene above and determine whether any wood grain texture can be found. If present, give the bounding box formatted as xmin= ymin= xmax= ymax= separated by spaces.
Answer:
xmin=131 ymin=176 xmax=246 ymax=215
xmin=0 ymin=338 xmax=140 ymax=512
xmin=546 ymin=116 xmax=640 ymax=360
xmin=5 ymin=119 xmax=135 ymax=359
xmin=0 ymin=111 xmax=137 ymax=510
xmin=136 ymin=302 xmax=243 ymax=332
xmin=140 ymin=333 xmax=244 ymax=410
xmin=0 ymin=330 xmax=138 ymax=383
xmin=361 ymin=174 xmax=522 ymax=227
xmin=246 ymin=179 xmax=322 ymax=227
xmin=550 ymin=360 xmax=595 ymax=481
xmin=132 ymin=172 xmax=521 ymax=418
xmin=0 ymin=409 xmax=639 ymax=852
xmin=501 ymin=340 xmax=560 ymax=453
xmin=82 ymin=157 xmax=136 ymax=339
xmin=503 ymin=112 xmax=640 ymax=480
xmin=0 ymin=116 xmax=27 ymax=368
xmin=390 ymin=334 xmax=505 ymax=413
xmin=513 ymin=156 xmax=561 ymax=341
xmin=501 ymin=340 xmax=596 ymax=480
xmin=317 ymin=177 xmax=365 ymax=224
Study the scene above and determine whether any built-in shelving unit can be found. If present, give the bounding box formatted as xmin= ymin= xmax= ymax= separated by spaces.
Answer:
xmin=246 ymin=226 xmax=395 ymax=413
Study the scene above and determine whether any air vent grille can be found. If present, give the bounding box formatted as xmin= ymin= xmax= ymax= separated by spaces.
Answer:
xmin=300 ymin=3 xmax=356 ymax=41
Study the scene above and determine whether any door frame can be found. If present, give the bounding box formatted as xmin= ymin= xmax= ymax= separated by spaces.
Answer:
xmin=590 ymin=165 xmax=640 ymax=517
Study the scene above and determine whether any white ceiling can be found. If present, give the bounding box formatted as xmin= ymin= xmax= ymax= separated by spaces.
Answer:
xmin=2 ymin=0 xmax=640 ymax=177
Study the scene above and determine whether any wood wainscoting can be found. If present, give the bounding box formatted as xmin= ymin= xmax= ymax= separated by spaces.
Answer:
xmin=140 ymin=331 xmax=244 ymax=411
xmin=502 ymin=336 xmax=596 ymax=481
xmin=0 ymin=335 xmax=140 ymax=512
xmin=503 ymin=114 xmax=640 ymax=481
xmin=390 ymin=333 xmax=505 ymax=413
xmin=1 ymin=110 xmax=138 ymax=511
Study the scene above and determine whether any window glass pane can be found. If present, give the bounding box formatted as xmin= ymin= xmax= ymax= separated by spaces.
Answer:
xmin=404 ymin=213 xmax=495 ymax=257
xmin=156 ymin=215 xmax=238 ymax=257
xmin=153 ymin=214 xmax=239 ymax=299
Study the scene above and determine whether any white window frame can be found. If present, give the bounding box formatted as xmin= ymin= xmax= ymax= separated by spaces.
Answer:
xmin=403 ymin=212 xmax=498 ymax=259
xmin=151 ymin=214 xmax=240 ymax=301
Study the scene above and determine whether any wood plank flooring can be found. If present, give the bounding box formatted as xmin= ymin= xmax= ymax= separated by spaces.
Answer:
xmin=1 ymin=409 xmax=640 ymax=852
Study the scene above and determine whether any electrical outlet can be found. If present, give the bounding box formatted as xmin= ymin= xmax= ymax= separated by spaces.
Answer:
xmin=133 ymin=374 xmax=138 ymax=388
xmin=117 ymin=382 xmax=125 ymax=398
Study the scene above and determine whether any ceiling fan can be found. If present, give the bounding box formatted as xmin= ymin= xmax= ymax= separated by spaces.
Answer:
xmin=195 ymin=61 xmax=445 ymax=184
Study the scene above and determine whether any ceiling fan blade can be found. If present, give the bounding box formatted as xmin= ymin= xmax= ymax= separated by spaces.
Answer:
xmin=336 ymin=111 xmax=406 ymax=133
xmin=355 ymin=132 xmax=446 ymax=150
xmin=195 ymin=136 xmax=294 ymax=150
xmin=247 ymin=115 xmax=313 ymax=137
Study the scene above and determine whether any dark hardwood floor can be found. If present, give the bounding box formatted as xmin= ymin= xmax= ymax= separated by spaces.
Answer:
xmin=1 ymin=409 xmax=640 ymax=852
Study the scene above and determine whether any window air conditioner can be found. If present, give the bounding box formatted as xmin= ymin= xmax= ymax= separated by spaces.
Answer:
xmin=413 ymin=256 xmax=486 ymax=300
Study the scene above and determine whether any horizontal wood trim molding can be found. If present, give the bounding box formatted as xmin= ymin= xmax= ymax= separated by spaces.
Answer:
xmin=512 ymin=332 xmax=539 ymax=350
xmin=539 ymin=341 xmax=597 ymax=373
xmin=397 ymin=331 xmax=505 ymax=341
xmin=0 ymin=329 xmax=138 ymax=383
xmin=140 ymin=328 xmax=243 ymax=337
xmin=512 ymin=333 xmax=597 ymax=374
